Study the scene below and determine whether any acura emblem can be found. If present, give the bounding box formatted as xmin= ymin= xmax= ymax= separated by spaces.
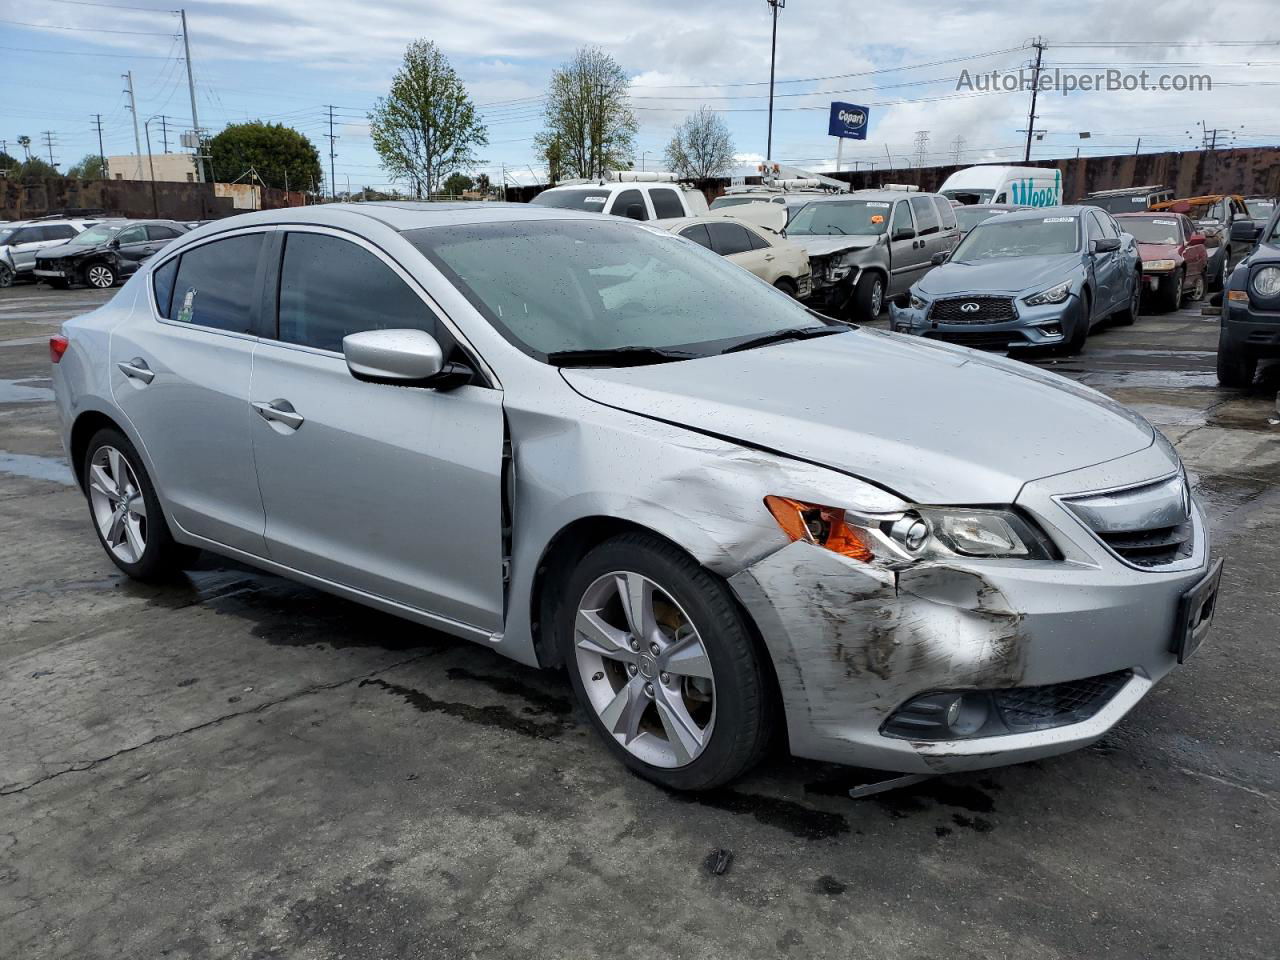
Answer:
xmin=960 ymin=302 xmax=981 ymax=313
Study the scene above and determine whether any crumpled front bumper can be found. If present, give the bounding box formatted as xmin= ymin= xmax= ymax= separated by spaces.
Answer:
xmin=727 ymin=450 xmax=1213 ymax=774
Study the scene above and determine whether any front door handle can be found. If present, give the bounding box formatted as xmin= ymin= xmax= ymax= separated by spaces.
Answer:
xmin=252 ymin=399 xmax=305 ymax=430
xmin=117 ymin=358 xmax=155 ymax=384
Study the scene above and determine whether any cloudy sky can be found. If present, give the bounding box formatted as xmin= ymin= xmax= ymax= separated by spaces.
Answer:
xmin=4 ymin=0 xmax=1278 ymax=190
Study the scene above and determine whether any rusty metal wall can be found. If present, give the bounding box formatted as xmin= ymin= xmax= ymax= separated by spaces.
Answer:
xmin=1 ymin=178 xmax=308 ymax=221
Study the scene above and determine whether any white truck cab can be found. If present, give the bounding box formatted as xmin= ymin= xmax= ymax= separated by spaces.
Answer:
xmin=938 ymin=165 xmax=1063 ymax=207
xmin=529 ymin=171 xmax=708 ymax=221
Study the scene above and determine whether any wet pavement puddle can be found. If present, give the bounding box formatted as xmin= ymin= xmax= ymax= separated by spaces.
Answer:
xmin=0 ymin=450 xmax=75 ymax=485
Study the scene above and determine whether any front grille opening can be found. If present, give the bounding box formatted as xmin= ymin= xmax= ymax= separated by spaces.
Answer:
xmin=929 ymin=296 xmax=1018 ymax=325
xmin=923 ymin=330 xmax=1021 ymax=351
xmin=993 ymin=670 xmax=1132 ymax=731
xmin=1099 ymin=521 xmax=1194 ymax=567
xmin=1063 ymin=476 xmax=1196 ymax=570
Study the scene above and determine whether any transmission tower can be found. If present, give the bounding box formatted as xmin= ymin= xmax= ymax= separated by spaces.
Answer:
xmin=950 ymin=135 xmax=966 ymax=164
xmin=912 ymin=130 xmax=930 ymax=167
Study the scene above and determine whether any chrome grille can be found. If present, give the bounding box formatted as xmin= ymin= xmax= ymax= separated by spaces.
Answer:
xmin=929 ymin=296 xmax=1017 ymax=325
xmin=1063 ymin=474 xmax=1195 ymax=569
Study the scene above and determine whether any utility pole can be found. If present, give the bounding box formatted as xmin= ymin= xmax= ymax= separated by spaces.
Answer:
xmin=159 ymin=115 xmax=170 ymax=153
xmin=41 ymin=131 xmax=57 ymax=167
xmin=123 ymin=72 xmax=144 ymax=179
xmin=1023 ymin=36 xmax=1046 ymax=163
xmin=765 ymin=0 xmax=784 ymax=162
xmin=180 ymin=9 xmax=205 ymax=182
xmin=325 ymin=105 xmax=338 ymax=200
xmin=92 ymin=114 xmax=106 ymax=179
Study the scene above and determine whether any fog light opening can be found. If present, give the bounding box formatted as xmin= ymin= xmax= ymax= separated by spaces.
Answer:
xmin=1040 ymin=323 xmax=1063 ymax=338
xmin=947 ymin=694 xmax=989 ymax=737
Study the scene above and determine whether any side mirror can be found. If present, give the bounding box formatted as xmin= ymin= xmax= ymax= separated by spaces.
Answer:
xmin=343 ymin=329 xmax=469 ymax=389
xmin=623 ymin=203 xmax=645 ymax=221
xmin=108 ymin=238 xmax=121 ymax=249
xmin=1229 ymin=221 xmax=1261 ymax=244
xmin=1187 ymin=232 xmax=1207 ymax=247
xmin=930 ymin=251 xmax=949 ymax=266
xmin=892 ymin=226 xmax=915 ymax=242
xmin=1092 ymin=237 xmax=1121 ymax=254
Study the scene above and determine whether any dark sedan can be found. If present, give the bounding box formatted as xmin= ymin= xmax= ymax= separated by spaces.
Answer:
xmin=888 ymin=205 xmax=1142 ymax=355
xmin=34 ymin=219 xmax=189 ymax=289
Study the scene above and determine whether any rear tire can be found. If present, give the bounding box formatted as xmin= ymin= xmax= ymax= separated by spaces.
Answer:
xmin=557 ymin=532 xmax=776 ymax=792
xmin=773 ymin=277 xmax=797 ymax=298
xmin=1114 ymin=273 xmax=1141 ymax=326
xmin=82 ymin=427 xmax=198 ymax=581
xmin=1216 ymin=331 xmax=1257 ymax=388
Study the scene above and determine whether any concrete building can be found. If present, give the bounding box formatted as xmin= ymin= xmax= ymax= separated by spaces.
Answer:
xmin=106 ymin=153 xmax=198 ymax=183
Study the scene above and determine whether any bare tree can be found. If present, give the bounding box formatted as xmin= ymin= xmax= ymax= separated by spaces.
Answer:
xmin=536 ymin=47 xmax=637 ymax=180
xmin=369 ymin=40 xmax=487 ymax=198
xmin=664 ymin=106 xmax=735 ymax=180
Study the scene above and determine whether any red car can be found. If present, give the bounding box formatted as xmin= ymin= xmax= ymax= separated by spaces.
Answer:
xmin=1115 ymin=212 xmax=1208 ymax=311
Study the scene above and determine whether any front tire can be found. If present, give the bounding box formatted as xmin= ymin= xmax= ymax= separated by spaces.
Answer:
xmin=1065 ymin=291 xmax=1092 ymax=354
xmin=852 ymin=272 xmax=884 ymax=322
xmin=84 ymin=261 xmax=117 ymax=289
xmin=83 ymin=427 xmax=196 ymax=580
xmin=0 ymin=263 xmax=13 ymax=288
xmin=1159 ymin=268 xmax=1183 ymax=313
xmin=773 ymin=277 xmax=797 ymax=298
xmin=1216 ymin=331 xmax=1257 ymax=388
xmin=558 ymin=532 xmax=775 ymax=791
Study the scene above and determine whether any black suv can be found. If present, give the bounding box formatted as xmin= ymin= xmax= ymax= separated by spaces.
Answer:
xmin=1212 ymin=205 xmax=1280 ymax=385
xmin=33 ymin=219 xmax=189 ymax=289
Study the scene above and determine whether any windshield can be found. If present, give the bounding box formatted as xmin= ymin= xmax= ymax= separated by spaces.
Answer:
xmin=955 ymin=207 xmax=1005 ymax=232
xmin=0 ymin=227 xmax=17 ymax=245
xmin=952 ymin=215 xmax=1080 ymax=260
xmin=786 ymin=199 xmax=892 ymax=236
xmin=940 ymin=189 xmax=994 ymax=204
xmin=1120 ymin=217 xmax=1181 ymax=245
xmin=406 ymin=219 xmax=839 ymax=361
xmin=1245 ymin=198 xmax=1276 ymax=219
xmin=67 ymin=223 xmax=122 ymax=246
xmin=528 ymin=189 xmax=610 ymax=213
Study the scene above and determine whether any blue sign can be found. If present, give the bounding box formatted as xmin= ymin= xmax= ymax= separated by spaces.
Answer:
xmin=828 ymin=102 xmax=869 ymax=140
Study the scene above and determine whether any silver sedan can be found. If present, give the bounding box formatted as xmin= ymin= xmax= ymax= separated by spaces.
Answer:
xmin=50 ymin=202 xmax=1222 ymax=791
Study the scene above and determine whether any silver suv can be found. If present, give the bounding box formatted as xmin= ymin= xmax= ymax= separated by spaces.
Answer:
xmin=0 ymin=218 xmax=96 ymax=287
xmin=786 ymin=190 xmax=960 ymax=321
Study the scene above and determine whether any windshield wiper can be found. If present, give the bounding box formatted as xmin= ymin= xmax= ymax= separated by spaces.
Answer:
xmin=545 ymin=346 xmax=697 ymax=367
xmin=719 ymin=324 xmax=846 ymax=355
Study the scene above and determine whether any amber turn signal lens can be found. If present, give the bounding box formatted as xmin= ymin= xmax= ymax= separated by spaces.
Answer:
xmin=764 ymin=495 xmax=874 ymax=562
xmin=1226 ymin=290 xmax=1249 ymax=302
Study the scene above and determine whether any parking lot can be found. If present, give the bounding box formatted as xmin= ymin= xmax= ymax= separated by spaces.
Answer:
xmin=2 ymin=283 xmax=1278 ymax=959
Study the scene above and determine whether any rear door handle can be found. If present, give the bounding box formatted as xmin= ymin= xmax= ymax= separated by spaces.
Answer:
xmin=252 ymin=399 xmax=305 ymax=430
xmin=117 ymin=358 xmax=154 ymax=384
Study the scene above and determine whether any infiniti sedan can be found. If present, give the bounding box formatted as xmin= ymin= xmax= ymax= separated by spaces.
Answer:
xmin=50 ymin=203 xmax=1220 ymax=791
xmin=889 ymin=205 xmax=1142 ymax=354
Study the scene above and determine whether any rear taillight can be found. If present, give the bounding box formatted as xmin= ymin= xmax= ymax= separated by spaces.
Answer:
xmin=49 ymin=335 xmax=69 ymax=363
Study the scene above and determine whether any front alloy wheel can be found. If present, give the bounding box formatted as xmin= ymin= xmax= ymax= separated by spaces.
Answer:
xmin=86 ymin=262 xmax=117 ymax=288
xmin=0 ymin=263 xmax=13 ymax=288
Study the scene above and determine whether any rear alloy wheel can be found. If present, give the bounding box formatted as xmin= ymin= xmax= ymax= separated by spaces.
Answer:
xmin=1114 ymin=274 xmax=1141 ymax=326
xmin=560 ymin=532 xmax=775 ymax=791
xmin=85 ymin=262 xmax=117 ymax=289
xmin=0 ymin=263 xmax=13 ymax=288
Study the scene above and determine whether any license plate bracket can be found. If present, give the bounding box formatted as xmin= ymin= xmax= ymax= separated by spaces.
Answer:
xmin=1171 ymin=558 xmax=1223 ymax=664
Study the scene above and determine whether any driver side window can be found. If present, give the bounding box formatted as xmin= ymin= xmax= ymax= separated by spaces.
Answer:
xmin=890 ymin=201 xmax=914 ymax=237
xmin=117 ymin=226 xmax=146 ymax=245
xmin=1086 ymin=212 xmax=1105 ymax=241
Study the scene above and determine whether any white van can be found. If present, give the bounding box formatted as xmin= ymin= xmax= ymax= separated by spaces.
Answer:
xmin=937 ymin=165 xmax=1062 ymax=207
xmin=530 ymin=171 xmax=708 ymax=221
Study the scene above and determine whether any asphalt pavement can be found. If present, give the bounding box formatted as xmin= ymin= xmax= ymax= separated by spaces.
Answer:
xmin=2 ymin=281 xmax=1278 ymax=959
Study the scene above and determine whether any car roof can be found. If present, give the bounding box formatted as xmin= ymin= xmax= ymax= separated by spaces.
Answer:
xmin=1113 ymin=211 xmax=1182 ymax=219
xmin=803 ymin=190 xmax=932 ymax=203
xmin=984 ymin=205 xmax=1091 ymax=223
xmin=652 ymin=215 xmax=765 ymax=232
xmin=960 ymin=203 xmax=1025 ymax=212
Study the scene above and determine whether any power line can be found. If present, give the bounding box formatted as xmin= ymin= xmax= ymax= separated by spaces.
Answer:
xmin=0 ymin=43 xmax=175 ymax=58
xmin=39 ymin=0 xmax=177 ymax=10
xmin=0 ymin=17 xmax=178 ymax=36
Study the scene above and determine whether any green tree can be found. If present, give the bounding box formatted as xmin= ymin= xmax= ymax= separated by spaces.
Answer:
xmin=0 ymin=150 xmax=19 ymax=176
xmin=17 ymin=157 xmax=58 ymax=179
xmin=67 ymin=154 xmax=108 ymax=179
xmin=664 ymin=106 xmax=734 ymax=180
xmin=369 ymin=40 xmax=488 ymax=198
xmin=16 ymin=135 xmax=31 ymax=160
xmin=208 ymin=122 xmax=323 ymax=191
xmin=535 ymin=47 xmax=637 ymax=179
xmin=442 ymin=172 xmax=474 ymax=196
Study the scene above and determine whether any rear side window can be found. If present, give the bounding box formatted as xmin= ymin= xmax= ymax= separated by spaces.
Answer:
xmin=9 ymin=228 xmax=38 ymax=244
xmin=746 ymin=228 xmax=771 ymax=250
xmin=650 ymin=188 xmax=685 ymax=219
xmin=678 ymin=224 xmax=713 ymax=248
xmin=932 ymin=196 xmax=958 ymax=230
xmin=152 ymin=258 xmax=178 ymax=318
xmin=610 ymin=189 xmax=648 ymax=221
xmin=707 ymin=221 xmax=753 ymax=256
xmin=117 ymin=225 xmax=147 ymax=245
xmin=44 ymin=225 xmax=78 ymax=240
xmin=171 ymin=233 xmax=264 ymax=332
xmin=147 ymin=225 xmax=183 ymax=241
xmin=909 ymin=196 xmax=940 ymax=235
xmin=277 ymin=232 xmax=439 ymax=352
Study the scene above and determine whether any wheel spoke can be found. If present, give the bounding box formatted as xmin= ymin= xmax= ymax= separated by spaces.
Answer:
xmin=659 ymin=632 xmax=713 ymax=680
xmin=615 ymin=573 xmax=657 ymax=646
xmin=599 ymin=675 xmax=649 ymax=745
xmin=106 ymin=448 xmax=123 ymax=489
xmin=89 ymin=463 xmax=117 ymax=499
xmin=128 ymin=495 xmax=147 ymax=520
xmin=653 ymin=683 xmax=705 ymax=765
xmin=123 ymin=516 xmax=145 ymax=560
xmin=106 ymin=505 xmax=127 ymax=546
xmin=575 ymin=608 xmax=635 ymax=662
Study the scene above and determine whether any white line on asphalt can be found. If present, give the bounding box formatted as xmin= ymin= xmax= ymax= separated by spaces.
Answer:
xmin=0 ymin=337 xmax=51 ymax=347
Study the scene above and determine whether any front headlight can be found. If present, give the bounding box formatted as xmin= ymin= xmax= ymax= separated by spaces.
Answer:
xmin=909 ymin=292 xmax=926 ymax=310
xmin=829 ymin=261 xmax=854 ymax=281
xmin=765 ymin=497 xmax=1056 ymax=562
xmin=1252 ymin=266 xmax=1280 ymax=297
xmin=1143 ymin=259 xmax=1178 ymax=272
xmin=1023 ymin=280 xmax=1072 ymax=306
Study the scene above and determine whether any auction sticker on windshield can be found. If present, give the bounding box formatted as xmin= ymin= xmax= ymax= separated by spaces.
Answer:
xmin=1043 ymin=217 xmax=1075 ymax=222
xmin=1153 ymin=219 xmax=1177 ymax=225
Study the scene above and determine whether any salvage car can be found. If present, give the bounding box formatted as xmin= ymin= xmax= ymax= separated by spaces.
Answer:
xmin=787 ymin=190 xmax=960 ymax=321
xmin=0 ymin=218 xmax=96 ymax=287
xmin=1151 ymin=195 xmax=1248 ymax=290
xmin=529 ymin=171 xmax=707 ymax=221
xmin=954 ymin=203 xmax=1022 ymax=241
xmin=1080 ymin=185 xmax=1175 ymax=214
xmin=889 ymin=206 xmax=1142 ymax=354
xmin=34 ymin=219 xmax=189 ymax=289
xmin=654 ymin=211 xmax=811 ymax=298
xmin=1115 ymin=212 xmax=1208 ymax=311
xmin=1212 ymin=202 xmax=1280 ymax=386
xmin=51 ymin=202 xmax=1220 ymax=791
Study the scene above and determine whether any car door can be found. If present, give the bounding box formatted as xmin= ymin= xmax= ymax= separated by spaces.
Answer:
xmin=1086 ymin=210 xmax=1119 ymax=315
xmin=144 ymin=224 xmax=184 ymax=257
xmin=886 ymin=200 xmax=925 ymax=294
xmin=931 ymin=195 xmax=960 ymax=254
xmin=607 ymin=188 xmax=649 ymax=221
xmin=649 ymin=188 xmax=685 ymax=220
xmin=706 ymin=221 xmax=764 ymax=277
xmin=249 ymin=227 xmax=506 ymax=632
xmin=7 ymin=226 xmax=48 ymax=270
xmin=109 ymin=229 xmax=270 ymax=555
xmin=113 ymin=224 xmax=152 ymax=266
xmin=1181 ymin=214 xmax=1207 ymax=281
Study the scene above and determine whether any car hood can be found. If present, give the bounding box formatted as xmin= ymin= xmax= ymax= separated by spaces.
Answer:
xmin=1136 ymin=242 xmax=1181 ymax=261
xmin=35 ymin=243 xmax=93 ymax=261
xmin=561 ymin=328 xmax=1155 ymax=504
xmin=787 ymin=234 xmax=881 ymax=258
xmin=919 ymin=253 xmax=1080 ymax=297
